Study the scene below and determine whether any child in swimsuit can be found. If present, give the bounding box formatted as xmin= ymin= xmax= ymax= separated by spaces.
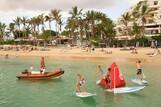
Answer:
xmin=76 ymin=73 xmax=87 ymax=92
xmin=136 ymin=60 xmax=143 ymax=80
xmin=104 ymin=68 xmax=111 ymax=88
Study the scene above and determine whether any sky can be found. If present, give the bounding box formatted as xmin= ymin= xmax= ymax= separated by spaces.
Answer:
xmin=0 ymin=0 xmax=140 ymax=25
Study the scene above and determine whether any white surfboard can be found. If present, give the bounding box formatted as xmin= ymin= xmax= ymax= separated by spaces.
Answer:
xmin=76 ymin=92 xmax=96 ymax=98
xmin=131 ymin=78 xmax=148 ymax=85
xmin=105 ymin=86 xmax=145 ymax=94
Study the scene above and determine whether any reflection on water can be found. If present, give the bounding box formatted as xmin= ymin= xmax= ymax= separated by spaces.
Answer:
xmin=0 ymin=56 xmax=161 ymax=107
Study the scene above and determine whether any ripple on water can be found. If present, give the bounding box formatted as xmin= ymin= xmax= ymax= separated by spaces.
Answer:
xmin=1 ymin=57 xmax=161 ymax=107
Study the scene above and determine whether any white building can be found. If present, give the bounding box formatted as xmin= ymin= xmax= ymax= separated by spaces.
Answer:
xmin=115 ymin=0 xmax=161 ymax=40
xmin=3 ymin=28 xmax=14 ymax=41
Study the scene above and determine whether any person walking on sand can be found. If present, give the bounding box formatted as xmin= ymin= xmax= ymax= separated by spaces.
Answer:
xmin=40 ymin=57 xmax=46 ymax=73
xmin=136 ymin=60 xmax=143 ymax=80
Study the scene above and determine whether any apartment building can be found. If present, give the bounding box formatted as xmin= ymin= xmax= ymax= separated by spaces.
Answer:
xmin=115 ymin=0 xmax=161 ymax=40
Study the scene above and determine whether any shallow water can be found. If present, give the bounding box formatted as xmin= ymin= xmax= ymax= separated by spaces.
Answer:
xmin=0 ymin=56 xmax=161 ymax=107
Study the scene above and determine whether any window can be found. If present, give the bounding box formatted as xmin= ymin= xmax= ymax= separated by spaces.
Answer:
xmin=154 ymin=1 xmax=158 ymax=5
xmin=149 ymin=20 xmax=154 ymax=23
xmin=153 ymin=8 xmax=158 ymax=11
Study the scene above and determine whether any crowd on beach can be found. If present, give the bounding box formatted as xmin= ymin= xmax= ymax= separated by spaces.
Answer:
xmin=0 ymin=40 xmax=161 ymax=59
xmin=0 ymin=45 xmax=40 ymax=52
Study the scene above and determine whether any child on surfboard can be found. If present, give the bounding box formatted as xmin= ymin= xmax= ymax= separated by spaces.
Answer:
xmin=136 ymin=60 xmax=143 ymax=80
xmin=76 ymin=73 xmax=87 ymax=92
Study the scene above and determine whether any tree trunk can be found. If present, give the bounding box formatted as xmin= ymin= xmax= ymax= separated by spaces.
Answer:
xmin=80 ymin=29 xmax=83 ymax=46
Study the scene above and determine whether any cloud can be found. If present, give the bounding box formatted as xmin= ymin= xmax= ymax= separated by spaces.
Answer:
xmin=128 ymin=0 xmax=140 ymax=5
xmin=0 ymin=0 xmax=141 ymax=24
xmin=0 ymin=0 xmax=134 ymax=11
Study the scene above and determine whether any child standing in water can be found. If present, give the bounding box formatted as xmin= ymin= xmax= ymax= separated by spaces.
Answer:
xmin=136 ymin=60 xmax=143 ymax=80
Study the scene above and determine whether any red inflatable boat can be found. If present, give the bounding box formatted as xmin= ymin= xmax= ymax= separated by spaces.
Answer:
xmin=16 ymin=69 xmax=64 ymax=80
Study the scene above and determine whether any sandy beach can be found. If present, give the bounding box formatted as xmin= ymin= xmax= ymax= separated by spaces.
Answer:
xmin=0 ymin=47 xmax=160 ymax=60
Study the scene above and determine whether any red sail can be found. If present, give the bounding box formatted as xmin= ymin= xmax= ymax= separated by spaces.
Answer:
xmin=110 ymin=62 xmax=126 ymax=88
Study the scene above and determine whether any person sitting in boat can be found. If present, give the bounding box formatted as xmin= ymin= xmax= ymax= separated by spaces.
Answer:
xmin=30 ymin=66 xmax=34 ymax=71
xmin=103 ymin=68 xmax=111 ymax=88
xmin=22 ymin=69 xmax=29 ymax=74
xmin=97 ymin=65 xmax=111 ymax=88
xmin=40 ymin=57 xmax=46 ymax=74
xmin=136 ymin=60 xmax=143 ymax=80
xmin=76 ymin=73 xmax=87 ymax=92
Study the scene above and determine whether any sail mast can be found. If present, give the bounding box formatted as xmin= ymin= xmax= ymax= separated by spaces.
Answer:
xmin=114 ymin=66 xmax=116 ymax=94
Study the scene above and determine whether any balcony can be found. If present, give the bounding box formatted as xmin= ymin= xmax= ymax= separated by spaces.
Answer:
xmin=145 ymin=27 xmax=160 ymax=31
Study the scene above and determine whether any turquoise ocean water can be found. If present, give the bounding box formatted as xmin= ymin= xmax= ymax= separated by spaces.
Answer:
xmin=0 ymin=56 xmax=161 ymax=107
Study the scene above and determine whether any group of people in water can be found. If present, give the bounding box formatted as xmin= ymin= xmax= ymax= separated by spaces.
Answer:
xmin=76 ymin=60 xmax=144 ymax=92
xmin=21 ymin=56 xmax=144 ymax=92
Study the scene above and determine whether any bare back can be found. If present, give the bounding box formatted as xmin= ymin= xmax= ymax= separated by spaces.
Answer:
xmin=136 ymin=63 xmax=142 ymax=69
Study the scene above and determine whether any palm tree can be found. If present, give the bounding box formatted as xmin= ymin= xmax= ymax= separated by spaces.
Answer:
xmin=0 ymin=22 xmax=6 ymax=41
xmin=29 ymin=17 xmax=36 ymax=35
xmin=45 ymin=15 xmax=52 ymax=31
xmin=132 ymin=1 xmax=142 ymax=21
xmin=139 ymin=2 xmax=153 ymax=37
xmin=51 ymin=9 xmax=61 ymax=36
xmin=78 ymin=19 xmax=85 ymax=44
xmin=38 ymin=14 xmax=45 ymax=32
xmin=121 ymin=12 xmax=132 ymax=46
xmin=65 ymin=18 xmax=76 ymax=38
xmin=45 ymin=14 xmax=53 ymax=37
xmin=35 ymin=16 xmax=41 ymax=34
xmin=132 ymin=22 xmax=142 ymax=38
xmin=21 ymin=16 xmax=29 ymax=38
xmin=13 ymin=17 xmax=21 ymax=38
xmin=9 ymin=23 xmax=15 ymax=33
xmin=85 ymin=10 xmax=107 ymax=41
xmin=68 ymin=6 xmax=83 ymax=42
xmin=131 ymin=1 xmax=153 ymax=47
xmin=132 ymin=1 xmax=152 ymax=37
xmin=58 ymin=18 xmax=63 ymax=33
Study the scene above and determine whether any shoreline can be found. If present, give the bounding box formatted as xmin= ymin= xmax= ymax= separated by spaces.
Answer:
xmin=0 ymin=48 xmax=160 ymax=60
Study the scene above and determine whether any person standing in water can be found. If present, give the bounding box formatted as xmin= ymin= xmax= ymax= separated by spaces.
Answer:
xmin=40 ymin=57 xmax=46 ymax=73
xmin=76 ymin=73 xmax=87 ymax=92
xmin=97 ymin=65 xmax=104 ymax=79
xmin=136 ymin=60 xmax=143 ymax=80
